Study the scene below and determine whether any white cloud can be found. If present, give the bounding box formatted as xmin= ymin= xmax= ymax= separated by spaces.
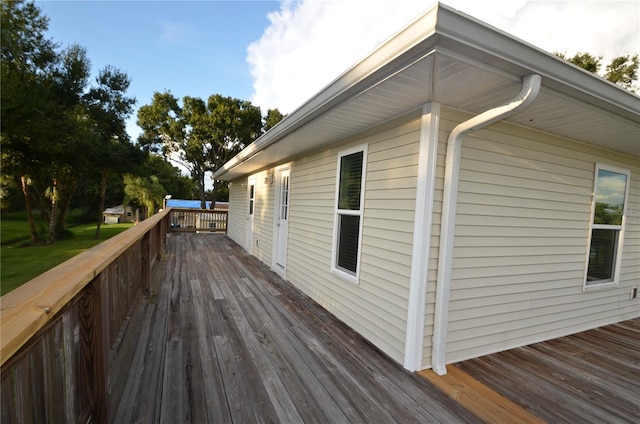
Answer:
xmin=247 ymin=0 xmax=429 ymax=113
xmin=159 ymin=20 xmax=194 ymax=46
xmin=499 ymin=1 xmax=639 ymax=64
xmin=247 ymin=0 xmax=639 ymax=114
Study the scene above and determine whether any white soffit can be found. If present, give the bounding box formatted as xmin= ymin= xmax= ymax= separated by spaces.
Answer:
xmin=509 ymin=88 xmax=640 ymax=156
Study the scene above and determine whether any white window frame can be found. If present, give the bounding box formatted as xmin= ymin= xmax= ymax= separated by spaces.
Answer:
xmin=331 ymin=144 xmax=368 ymax=284
xmin=583 ymin=163 xmax=630 ymax=290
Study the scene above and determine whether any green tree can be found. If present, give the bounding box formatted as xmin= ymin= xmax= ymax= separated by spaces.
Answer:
xmin=555 ymin=51 xmax=638 ymax=91
xmin=84 ymin=65 xmax=138 ymax=239
xmin=45 ymin=44 xmax=92 ymax=239
xmin=138 ymin=92 xmax=264 ymax=208
xmin=2 ymin=38 xmax=92 ymax=243
xmin=123 ymin=174 xmax=165 ymax=219
xmin=194 ymin=94 xmax=263 ymax=208
xmin=142 ymin=155 xmax=196 ymax=200
xmin=1 ymin=0 xmax=58 ymax=242
xmin=264 ymin=108 xmax=285 ymax=132
xmin=137 ymin=94 xmax=188 ymax=163
xmin=555 ymin=51 xmax=602 ymax=73
xmin=605 ymin=54 xmax=639 ymax=90
xmin=15 ymin=43 xmax=93 ymax=243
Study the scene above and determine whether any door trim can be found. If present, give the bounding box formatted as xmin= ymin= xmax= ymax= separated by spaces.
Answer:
xmin=246 ymin=175 xmax=256 ymax=253
xmin=272 ymin=164 xmax=291 ymax=278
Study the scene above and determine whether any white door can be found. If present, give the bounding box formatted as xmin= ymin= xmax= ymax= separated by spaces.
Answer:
xmin=275 ymin=168 xmax=290 ymax=269
xmin=246 ymin=177 xmax=255 ymax=252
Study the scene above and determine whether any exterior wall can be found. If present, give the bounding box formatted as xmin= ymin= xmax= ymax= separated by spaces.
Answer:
xmin=251 ymin=169 xmax=276 ymax=265
xmin=285 ymin=116 xmax=422 ymax=364
xmin=436 ymin=108 xmax=640 ymax=365
xmin=227 ymin=171 xmax=276 ymax=265
xmin=228 ymin=106 xmax=638 ymax=370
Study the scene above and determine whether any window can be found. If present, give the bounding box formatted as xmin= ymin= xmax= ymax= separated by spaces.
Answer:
xmin=280 ymin=174 xmax=289 ymax=220
xmin=333 ymin=145 xmax=367 ymax=281
xmin=249 ymin=183 xmax=255 ymax=216
xmin=585 ymin=164 xmax=630 ymax=287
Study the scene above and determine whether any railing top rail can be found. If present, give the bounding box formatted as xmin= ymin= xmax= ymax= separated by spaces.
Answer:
xmin=0 ymin=209 xmax=170 ymax=366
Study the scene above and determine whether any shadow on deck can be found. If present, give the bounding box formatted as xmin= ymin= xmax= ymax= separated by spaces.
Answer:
xmin=112 ymin=233 xmax=640 ymax=423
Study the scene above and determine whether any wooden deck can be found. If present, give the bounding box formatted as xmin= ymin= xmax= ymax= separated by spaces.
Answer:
xmin=111 ymin=232 xmax=639 ymax=423
xmin=111 ymin=233 xmax=476 ymax=423
xmin=450 ymin=318 xmax=640 ymax=423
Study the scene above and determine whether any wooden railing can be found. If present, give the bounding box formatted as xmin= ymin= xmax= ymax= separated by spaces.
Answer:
xmin=1 ymin=209 xmax=171 ymax=423
xmin=169 ymin=208 xmax=228 ymax=233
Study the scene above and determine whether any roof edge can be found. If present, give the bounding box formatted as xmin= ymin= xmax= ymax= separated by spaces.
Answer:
xmin=435 ymin=3 xmax=639 ymax=119
xmin=214 ymin=2 xmax=639 ymax=180
xmin=213 ymin=3 xmax=445 ymax=180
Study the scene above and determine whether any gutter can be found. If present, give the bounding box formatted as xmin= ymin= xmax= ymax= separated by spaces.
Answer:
xmin=431 ymin=74 xmax=541 ymax=375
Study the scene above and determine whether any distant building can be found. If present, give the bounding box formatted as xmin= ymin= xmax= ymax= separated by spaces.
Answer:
xmin=102 ymin=204 xmax=139 ymax=224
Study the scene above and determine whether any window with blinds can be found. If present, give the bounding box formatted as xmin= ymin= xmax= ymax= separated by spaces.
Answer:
xmin=332 ymin=145 xmax=367 ymax=281
xmin=585 ymin=164 xmax=630 ymax=287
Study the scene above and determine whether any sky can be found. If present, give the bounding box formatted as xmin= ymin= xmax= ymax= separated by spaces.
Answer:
xmin=36 ymin=0 xmax=639 ymax=179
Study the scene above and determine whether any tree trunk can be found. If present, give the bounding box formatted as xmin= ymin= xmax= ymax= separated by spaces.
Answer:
xmin=57 ymin=194 xmax=71 ymax=232
xmin=209 ymin=180 xmax=219 ymax=210
xmin=94 ymin=169 xmax=108 ymax=240
xmin=57 ymin=179 xmax=77 ymax=232
xmin=47 ymin=178 xmax=58 ymax=244
xmin=194 ymin=169 xmax=206 ymax=209
xmin=21 ymin=176 xmax=39 ymax=244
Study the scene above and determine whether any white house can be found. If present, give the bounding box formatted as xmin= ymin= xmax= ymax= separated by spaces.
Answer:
xmin=102 ymin=204 xmax=138 ymax=224
xmin=213 ymin=3 xmax=640 ymax=374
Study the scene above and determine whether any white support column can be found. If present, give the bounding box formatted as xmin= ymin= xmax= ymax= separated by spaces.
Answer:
xmin=404 ymin=102 xmax=440 ymax=371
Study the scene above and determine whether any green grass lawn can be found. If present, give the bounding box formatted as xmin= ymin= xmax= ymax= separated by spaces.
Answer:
xmin=1 ymin=211 xmax=48 ymax=245
xmin=1 ymin=212 xmax=133 ymax=295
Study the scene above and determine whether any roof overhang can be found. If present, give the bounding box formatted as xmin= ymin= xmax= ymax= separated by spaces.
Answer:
xmin=214 ymin=2 xmax=640 ymax=181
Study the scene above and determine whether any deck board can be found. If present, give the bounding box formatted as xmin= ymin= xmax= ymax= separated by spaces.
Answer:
xmin=111 ymin=232 xmax=639 ymax=423
xmin=455 ymin=318 xmax=640 ymax=423
xmin=111 ymin=233 xmax=477 ymax=423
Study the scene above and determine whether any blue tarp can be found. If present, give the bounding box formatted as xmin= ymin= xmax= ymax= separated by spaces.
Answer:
xmin=166 ymin=199 xmax=229 ymax=209
xmin=167 ymin=199 xmax=211 ymax=209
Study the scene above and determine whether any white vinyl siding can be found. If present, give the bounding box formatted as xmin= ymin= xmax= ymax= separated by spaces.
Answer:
xmin=227 ymin=178 xmax=248 ymax=246
xmin=438 ymin=108 xmax=640 ymax=364
xmin=286 ymin=116 xmax=422 ymax=364
xmin=250 ymin=170 xmax=276 ymax=265
xmin=227 ymin=172 xmax=276 ymax=265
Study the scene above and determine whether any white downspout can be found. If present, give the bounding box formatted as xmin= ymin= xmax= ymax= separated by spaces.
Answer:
xmin=431 ymin=74 xmax=541 ymax=375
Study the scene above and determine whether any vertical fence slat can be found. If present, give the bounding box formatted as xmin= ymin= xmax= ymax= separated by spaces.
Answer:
xmin=79 ymin=280 xmax=108 ymax=423
xmin=142 ymin=233 xmax=151 ymax=298
xmin=62 ymin=312 xmax=77 ymax=422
